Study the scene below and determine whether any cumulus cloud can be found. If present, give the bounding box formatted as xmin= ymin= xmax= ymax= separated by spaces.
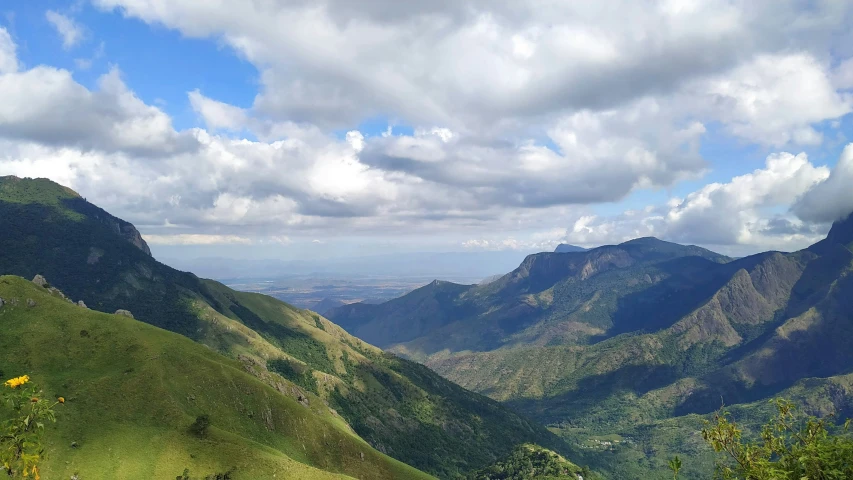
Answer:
xmin=552 ymin=150 xmax=834 ymax=253
xmin=2 ymin=6 xmax=853 ymax=255
xmin=0 ymin=28 xmax=18 ymax=74
xmin=45 ymin=11 xmax=84 ymax=50
xmin=694 ymin=53 xmax=851 ymax=146
xmin=793 ymin=143 xmax=853 ymax=223
xmin=92 ymin=0 xmax=853 ymax=147
xmin=0 ymin=63 xmax=197 ymax=156
xmin=189 ymin=90 xmax=248 ymax=131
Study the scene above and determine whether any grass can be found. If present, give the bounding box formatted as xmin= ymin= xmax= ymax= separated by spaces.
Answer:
xmin=0 ymin=276 xmax=434 ymax=480
xmin=0 ymin=175 xmax=563 ymax=479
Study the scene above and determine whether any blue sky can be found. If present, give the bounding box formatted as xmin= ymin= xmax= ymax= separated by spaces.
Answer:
xmin=0 ymin=1 xmax=852 ymax=261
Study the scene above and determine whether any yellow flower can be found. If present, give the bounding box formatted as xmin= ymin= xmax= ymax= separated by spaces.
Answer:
xmin=3 ymin=375 xmax=30 ymax=389
xmin=58 ymin=397 xmax=65 ymax=404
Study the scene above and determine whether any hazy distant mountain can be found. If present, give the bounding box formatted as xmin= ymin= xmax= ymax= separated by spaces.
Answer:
xmin=310 ymin=297 xmax=347 ymax=315
xmin=554 ymin=243 xmax=588 ymax=253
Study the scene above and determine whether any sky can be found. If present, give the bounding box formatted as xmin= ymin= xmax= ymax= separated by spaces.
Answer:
xmin=1 ymin=0 xmax=853 ymax=262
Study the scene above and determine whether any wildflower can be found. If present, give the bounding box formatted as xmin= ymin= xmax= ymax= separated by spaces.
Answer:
xmin=3 ymin=375 xmax=30 ymax=389
xmin=58 ymin=397 xmax=65 ymax=404
xmin=31 ymin=397 xmax=39 ymax=403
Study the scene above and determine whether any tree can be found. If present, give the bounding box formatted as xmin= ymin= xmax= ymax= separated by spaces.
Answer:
xmin=700 ymin=399 xmax=853 ymax=480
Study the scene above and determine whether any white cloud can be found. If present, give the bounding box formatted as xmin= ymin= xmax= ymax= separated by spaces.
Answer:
xmin=188 ymin=89 xmax=248 ymax=130
xmin=0 ymin=28 xmax=18 ymax=74
xmin=93 ymin=0 xmax=853 ymax=136
xmin=2 ymin=4 xmax=853 ymax=256
xmin=45 ymin=11 xmax=84 ymax=50
xmin=143 ymin=234 xmax=254 ymax=245
xmin=552 ymin=150 xmax=834 ymax=253
xmin=695 ymin=53 xmax=851 ymax=146
xmin=793 ymin=143 xmax=853 ymax=223
xmin=0 ymin=64 xmax=197 ymax=156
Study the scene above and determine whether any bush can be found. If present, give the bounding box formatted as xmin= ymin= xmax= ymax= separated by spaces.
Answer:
xmin=674 ymin=398 xmax=853 ymax=479
xmin=189 ymin=414 xmax=211 ymax=438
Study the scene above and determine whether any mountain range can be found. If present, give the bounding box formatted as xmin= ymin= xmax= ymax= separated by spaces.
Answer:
xmin=0 ymin=176 xmax=568 ymax=479
xmin=5 ymin=173 xmax=853 ymax=479
xmin=327 ymin=214 xmax=853 ymax=478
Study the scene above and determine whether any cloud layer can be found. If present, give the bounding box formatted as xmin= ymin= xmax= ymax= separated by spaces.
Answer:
xmin=1 ymin=0 xmax=853 ymax=255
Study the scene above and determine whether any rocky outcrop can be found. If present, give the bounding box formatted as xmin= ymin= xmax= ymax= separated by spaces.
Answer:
xmin=26 ymin=299 xmax=36 ymax=307
xmin=32 ymin=275 xmax=48 ymax=287
xmin=78 ymin=300 xmax=88 ymax=309
xmin=115 ymin=309 xmax=134 ymax=318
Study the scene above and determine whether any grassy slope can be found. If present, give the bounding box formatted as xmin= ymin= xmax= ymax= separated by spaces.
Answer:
xmin=198 ymin=280 xmax=564 ymax=478
xmin=0 ymin=276 xmax=433 ymax=480
xmin=0 ymin=176 xmax=561 ymax=478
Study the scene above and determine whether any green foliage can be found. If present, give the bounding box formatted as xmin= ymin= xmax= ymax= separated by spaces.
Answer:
xmin=702 ymin=399 xmax=853 ymax=480
xmin=668 ymin=456 xmax=681 ymax=479
xmin=1 ymin=375 xmax=64 ymax=479
xmin=177 ymin=467 xmax=236 ymax=480
xmin=466 ymin=444 xmax=594 ymax=480
xmin=0 ymin=276 xmax=433 ymax=480
xmin=267 ymin=359 xmax=318 ymax=394
xmin=189 ymin=415 xmax=211 ymax=438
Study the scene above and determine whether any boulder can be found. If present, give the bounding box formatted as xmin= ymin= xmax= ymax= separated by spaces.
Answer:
xmin=115 ymin=309 xmax=134 ymax=318
xmin=26 ymin=298 xmax=36 ymax=308
xmin=78 ymin=300 xmax=88 ymax=309
xmin=32 ymin=275 xmax=48 ymax=287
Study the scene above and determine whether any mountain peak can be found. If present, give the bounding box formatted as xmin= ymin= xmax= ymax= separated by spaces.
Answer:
xmin=808 ymin=211 xmax=853 ymax=255
xmin=554 ymin=243 xmax=587 ymax=253
xmin=825 ymin=212 xmax=853 ymax=248
xmin=0 ymin=176 xmax=150 ymax=256
xmin=0 ymin=175 xmax=82 ymax=204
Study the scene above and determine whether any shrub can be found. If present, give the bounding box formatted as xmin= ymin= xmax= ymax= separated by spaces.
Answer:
xmin=189 ymin=414 xmax=211 ymax=438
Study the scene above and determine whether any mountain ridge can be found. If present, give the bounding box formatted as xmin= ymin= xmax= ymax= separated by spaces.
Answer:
xmin=0 ymin=175 xmax=565 ymax=478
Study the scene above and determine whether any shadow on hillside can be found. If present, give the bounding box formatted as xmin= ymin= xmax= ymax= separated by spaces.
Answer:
xmin=675 ymin=271 xmax=853 ymax=417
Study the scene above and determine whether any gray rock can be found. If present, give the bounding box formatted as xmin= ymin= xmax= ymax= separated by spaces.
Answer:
xmin=32 ymin=275 xmax=48 ymax=287
xmin=78 ymin=300 xmax=88 ymax=309
xmin=114 ymin=309 xmax=134 ymax=318
xmin=26 ymin=298 xmax=36 ymax=308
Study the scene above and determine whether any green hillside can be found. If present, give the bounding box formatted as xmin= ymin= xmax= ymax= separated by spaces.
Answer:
xmin=0 ymin=175 xmax=562 ymax=478
xmin=466 ymin=444 xmax=592 ymax=480
xmin=0 ymin=275 xmax=432 ymax=480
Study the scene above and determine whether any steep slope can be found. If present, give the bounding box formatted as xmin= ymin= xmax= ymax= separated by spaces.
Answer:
xmin=329 ymin=280 xmax=475 ymax=347
xmin=0 ymin=176 xmax=563 ymax=478
xmin=0 ymin=276 xmax=432 ymax=480
xmin=329 ymin=215 xmax=853 ymax=479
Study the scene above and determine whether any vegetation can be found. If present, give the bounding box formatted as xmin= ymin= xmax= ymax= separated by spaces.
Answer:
xmin=330 ymin=213 xmax=853 ymax=479
xmin=465 ymin=444 xmax=595 ymax=480
xmin=1 ymin=375 xmax=64 ymax=479
xmin=0 ymin=275 xmax=433 ymax=480
xmin=0 ymin=176 xmax=562 ymax=478
xmin=700 ymin=399 xmax=853 ymax=480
